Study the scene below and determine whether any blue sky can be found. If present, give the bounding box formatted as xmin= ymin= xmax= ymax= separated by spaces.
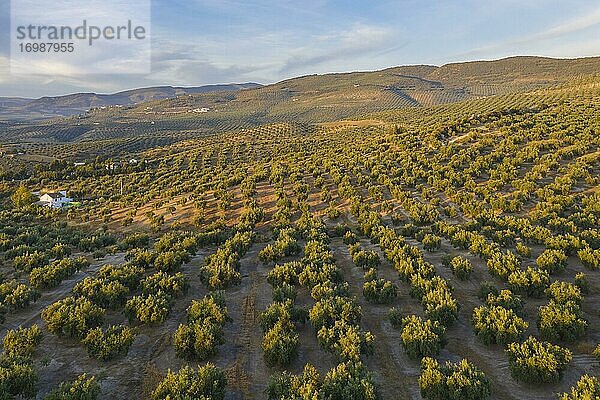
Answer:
xmin=1 ymin=0 xmax=600 ymax=97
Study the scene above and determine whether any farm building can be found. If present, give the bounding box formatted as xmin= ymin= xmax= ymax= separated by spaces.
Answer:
xmin=35 ymin=191 xmax=73 ymax=208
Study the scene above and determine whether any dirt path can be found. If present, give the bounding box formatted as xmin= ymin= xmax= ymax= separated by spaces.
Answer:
xmin=331 ymin=237 xmax=418 ymax=399
xmin=224 ymin=243 xmax=271 ymax=400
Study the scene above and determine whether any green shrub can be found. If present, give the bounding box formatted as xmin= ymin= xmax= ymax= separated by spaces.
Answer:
xmin=173 ymin=322 xmax=223 ymax=361
xmin=173 ymin=294 xmax=229 ymax=360
xmin=42 ymin=296 xmax=105 ymax=338
xmin=343 ymin=231 xmax=359 ymax=245
xmin=422 ymin=234 xmax=441 ymax=252
xmin=558 ymin=374 xmax=600 ymax=400
xmin=267 ymin=364 xmax=321 ymax=399
xmin=97 ymin=263 xmax=144 ymax=289
xmin=151 ymin=364 xmax=226 ymax=400
xmin=536 ymin=249 xmax=567 ymax=274
xmin=449 ymin=256 xmax=472 ymax=280
xmin=272 ymin=283 xmax=296 ymax=302
xmin=30 ymin=257 xmax=89 ymax=289
xmin=49 ymin=243 xmax=71 ymax=259
xmin=2 ymin=325 xmax=42 ymax=358
xmin=310 ymin=280 xmax=349 ymax=301
xmin=44 ymin=373 xmax=100 ymax=400
xmin=262 ymin=300 xmax=307 ymax=332
xmin=419 ymin=357 xmax=490 ymax=400
xmin=308 ymin=294 xmax=372 ymax=361
xmin=362 ymin=279 xmax=398 ymax=304
xmin=154 ymin=250 xmax=189 ymax=272
xmin=545 ymin=281 xmax=582 ymax=305
xmin=400 ymin=315 xmax=445 ymax=359
xmin=321 ymin=361 xmax=378 ymax=400
xmin=508 ymin=267 xmax=549 ymax=297
xmin=82 ymin=325 xmax=137 ymax=361
xmin=574 ymin=272 xmax=589 ymax=294
xmin=259 ymin=229 xmax=300 ymax=262
xmin=477 ymin=282 xmax=498 ymax=301
xmin=125 ymin=291 xmax=171 ymax=324
xmin=486 ymin=290 xmax=523 ymax=312
xmin=119 ymin=233 xmax=150 ymax=250
xmin=506 ymin=336 xmax=572 ymax=384
xmin=0 ymin=280 xmax=40 ymax=310
xmin=326 ymin=203 xmax=341 ymax=219
xmin=13 ymin=251 xmax=48 ymax=272
xmin=186 ymin=293 xmax=229 ymax=325
xmin=409 ymin=275 xmax=449 ymax=301
xmin=74 ymin=278 xmax=129 ymax=309
xmin=516 ymin=242 xmax=531 ymax=258
xmin=472 ymin=305 xmax=528 ymax=345
xmin=267 ymin=261 xmax=302 ymax=287
xmin=352 ymin=250 xmax=381 ymax=270
xmin=262 ymin=319 xmax=299 ymax=366
xmin=154 ymin=231 xmax=200 ymax=254
xmin=200 ymin=245 xmax=243 ymax=290
xmin=388 ymin=307 xmax=403 ymax=329
xmin=141 ymin=271 xmax=188 ymax=298
xmin=316 ymin=320 xmax=374 ymax=361
xmin=421 ymin=287 xmax=459 ymax=326
xmin=366 ymin=266 xmax=380 ymax=282
xmin=487 ymin=251 xmax=520 ymax=279
xmin=309 ymin=296 xmax=361 ymax=333
xmin=537 ymin=301 xmax=587 ymax=342
xmin=0 ymin=355 xmax=37 ymax=399
xmin=577 ymin=247 xmax=600 ymax=270
xmin=124 ymin=249 xmax=157 ymax=269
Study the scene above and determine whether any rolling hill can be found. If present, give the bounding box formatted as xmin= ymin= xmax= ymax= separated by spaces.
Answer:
xmin=0 ymin=83 xmax=261 ymax=121
xmin=1 ymin=56 xmax=599 ymax=161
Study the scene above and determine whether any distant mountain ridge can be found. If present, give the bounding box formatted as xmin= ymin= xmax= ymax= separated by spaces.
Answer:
xmin=0 ymin=83 xmax=261 ymax=120
xmin=1 ymin=56 xmax=600 ymax=153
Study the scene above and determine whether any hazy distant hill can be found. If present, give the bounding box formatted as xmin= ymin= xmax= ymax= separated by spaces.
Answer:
xmin=0 ymin=98 xmax=32 ymax=108
xmin=108 ymin=56 xmax=600 ymax=125
xmin=0 ymin=83 xmax=261 ymax=121
xmin=1 ymin=56 xmax=599 ymax=156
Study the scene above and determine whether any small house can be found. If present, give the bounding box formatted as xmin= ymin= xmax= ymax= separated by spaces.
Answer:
xmin=36 ymin=191 xmax=73 ymax=208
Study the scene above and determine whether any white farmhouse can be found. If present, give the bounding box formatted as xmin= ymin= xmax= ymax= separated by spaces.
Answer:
xmin=36 ymin=191 xmax=73 ymax=208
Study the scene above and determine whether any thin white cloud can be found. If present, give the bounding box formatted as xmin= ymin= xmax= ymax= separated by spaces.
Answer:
xmin=0 ymin=55 xmax=10 ymax=84
xmin=280 ymin=23 xmax=402 ymax=73
xmin=456 ymin=5 xmax=600 ymax=58
xmin=540 ymin=6 xmax=600 ymax=38
xmin=191 ymin=0 xmax=326 ymax=18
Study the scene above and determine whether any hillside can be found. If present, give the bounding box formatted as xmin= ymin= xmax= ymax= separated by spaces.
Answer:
xmin=0 ymin=83 xmax=261 ymax=121
xmin=1 ymin=56 xmax=599 ymax=160
xmin=0 ymin=62 xmax=598 ymax=399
